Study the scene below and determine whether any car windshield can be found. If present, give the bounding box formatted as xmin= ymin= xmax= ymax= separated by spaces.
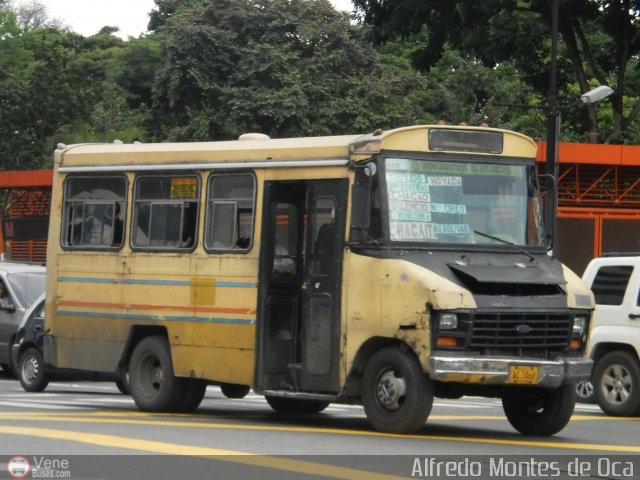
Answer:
xmin=6 ymin=272 xmax=46 ymax=308
xmin=383 ymin=157 xmax=544 ymax=247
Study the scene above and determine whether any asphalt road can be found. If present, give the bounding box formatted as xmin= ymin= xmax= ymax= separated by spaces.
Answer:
xmin=0 ymin=370 xmax=638 ymax=479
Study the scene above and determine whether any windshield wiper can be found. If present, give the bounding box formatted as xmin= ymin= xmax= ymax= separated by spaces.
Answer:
xmin=473 ymin=230 xmax=536 ymax=262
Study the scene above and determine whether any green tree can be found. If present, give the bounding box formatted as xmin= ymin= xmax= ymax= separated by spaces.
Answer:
xmin=152 ymin=0 xmax=426 ymax=140
xmin=148 ymin=0 xmax=205 ymax=32
xmin=353 ymin=0 xmax=640 ymax=144
xmin=0 ymin=9 xmax=158 ymax=169
xmin=376 ymin=34 xmax=542 ymax=133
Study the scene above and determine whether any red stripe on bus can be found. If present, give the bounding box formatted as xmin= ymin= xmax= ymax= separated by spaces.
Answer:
xmin=57 ymin=300 xmax=256 ymax=315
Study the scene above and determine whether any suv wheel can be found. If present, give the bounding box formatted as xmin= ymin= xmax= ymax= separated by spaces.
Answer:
xmin=593 ymin=351 xmax=640 ymax=416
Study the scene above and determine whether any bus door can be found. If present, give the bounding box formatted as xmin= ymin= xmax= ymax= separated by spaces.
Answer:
xmin=257 ymin=179 xmax=347 ymax=394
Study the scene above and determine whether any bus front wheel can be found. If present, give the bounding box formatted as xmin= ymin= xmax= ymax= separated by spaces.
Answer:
xmin=502 ymin=383 xmax=576 ymax=435
xmin=129 ymin=335 xmax=186 ymax=412
xmin=361 ymin=346 xmax=433 ymax=434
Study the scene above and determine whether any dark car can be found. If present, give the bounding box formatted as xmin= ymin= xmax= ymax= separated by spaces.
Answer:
xmin=12 ymin=294 xmax=128 ymax=392
xmin=0 ymin=262 xmax=46 ymax=374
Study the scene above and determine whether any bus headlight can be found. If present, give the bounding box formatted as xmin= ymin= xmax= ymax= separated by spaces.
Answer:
xmin=438 ymin=313 xmax=458 ymax=330
xmin=572 ymin=316 xmax=587 ymax=335
xmin=570 ymin=315 xmax=588 ymax=350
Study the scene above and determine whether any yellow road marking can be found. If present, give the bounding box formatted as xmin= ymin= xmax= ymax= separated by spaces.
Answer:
xmin=0 ymin=412 xmax=638 ymax=453
xmin=0 ymin=425 xmax=404 ymax=480
xmin=1 ymin=411 xmax=635 ymax=422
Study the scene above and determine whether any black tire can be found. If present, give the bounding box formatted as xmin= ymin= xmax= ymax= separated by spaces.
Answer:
xmin=115 ymin=371 xmax=130 ymax=395
xmin=18 ymin=347 xmax=49 ymax=392
xmin=575 ymin=380 xmax=596 ymax=404
xmin=128 ymin=335 xmax=187 ymax=412
xmin=502 ymin=383 xmax=576 ymax=436
xmin=593 ymin=351 xmax=640 ymax=416
xmin=265 ymin=396 xmax=330 ymax=414
xmin=178 ymin=379 xmax=207 ymax=412
xmin=361 ymin=346 xmax=433 ymax=434
xmin=220 ymin=383 xmax=250 ymax=399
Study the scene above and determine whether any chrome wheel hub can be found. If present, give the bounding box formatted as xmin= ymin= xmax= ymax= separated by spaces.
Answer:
xmin=376 ymin=370 xmax=407 ymax=411
xmin=601 ymin=364 xmax=632 ymax=405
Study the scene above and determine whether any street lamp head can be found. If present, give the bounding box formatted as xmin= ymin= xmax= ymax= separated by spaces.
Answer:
xmin=580 ymin=85 xmax=614 ymax=104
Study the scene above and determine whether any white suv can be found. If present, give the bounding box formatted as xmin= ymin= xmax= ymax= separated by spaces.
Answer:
xmin=581 ymin=255 xmax=640 ymax=416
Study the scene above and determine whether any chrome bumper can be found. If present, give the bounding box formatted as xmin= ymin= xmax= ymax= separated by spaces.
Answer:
xmin=429 ymin=354 xmax=593 ymax=388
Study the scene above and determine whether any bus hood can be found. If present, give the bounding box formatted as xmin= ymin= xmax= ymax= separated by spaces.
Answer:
xmin=448 ymin=262 xmax=566 ymax=286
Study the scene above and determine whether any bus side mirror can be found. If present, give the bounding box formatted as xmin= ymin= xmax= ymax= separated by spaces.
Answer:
xmin=538 ymin=173 xmax=556 ymax=250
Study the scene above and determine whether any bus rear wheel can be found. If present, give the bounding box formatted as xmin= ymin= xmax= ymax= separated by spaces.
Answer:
xmin=178 ymin=379 xmax=207 ymax=412
xmin=129 ymin=335 xmax=186 ymax=412
xmin=361 ymin=346 xmax=433 ymax=434
xmin=265 ymin=396 xmax=330 ymax=414
xmin=502 ymin=383 xmax=576 ymax=435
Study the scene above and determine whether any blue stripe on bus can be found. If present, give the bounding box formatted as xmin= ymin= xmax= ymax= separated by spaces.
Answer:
xmin=57 ymin=309 xmax=255 ymax=325
xmin=212 ymin=281 xmax=257 ymax=288
xmin=58 ymin=276 xmax=257 ymax=288
xmin=165 ymin=315 xmax=255 ymax=325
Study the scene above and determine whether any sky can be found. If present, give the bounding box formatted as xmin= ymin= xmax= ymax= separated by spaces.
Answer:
xmin=22 ymin=0 xmax=356 ymax=38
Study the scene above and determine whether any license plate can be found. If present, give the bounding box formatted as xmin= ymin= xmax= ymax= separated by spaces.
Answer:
xmin=508 ymin=365 xmax=539 ymax=384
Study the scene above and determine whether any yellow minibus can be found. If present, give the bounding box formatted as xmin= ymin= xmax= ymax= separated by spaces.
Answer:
xmin=44 ymin=125 xmax=594 ymax=434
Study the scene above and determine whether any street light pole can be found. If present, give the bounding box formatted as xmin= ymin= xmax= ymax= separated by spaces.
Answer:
xmin=544 ymin=0 xmax=560 ymax=252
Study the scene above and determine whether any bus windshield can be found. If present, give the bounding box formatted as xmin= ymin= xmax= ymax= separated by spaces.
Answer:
xmin=383 ymin=157 xmax=544 ymax=247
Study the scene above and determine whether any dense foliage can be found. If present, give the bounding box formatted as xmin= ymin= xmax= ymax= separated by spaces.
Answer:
xmin=0 ymin=0 xmax=638 ymax=170
xmin=353 ymin=0 xmax=640 ymax=144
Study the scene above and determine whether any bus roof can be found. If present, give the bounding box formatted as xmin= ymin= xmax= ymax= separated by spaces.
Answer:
xmin=56 ymin=125 xmax=537 ymax=171
xmin=56 ymin=134 xmax=363 ymax=168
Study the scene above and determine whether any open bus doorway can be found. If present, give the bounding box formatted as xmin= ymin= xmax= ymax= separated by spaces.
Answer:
xmin=256 ymin=179 xmax=347 ymax=396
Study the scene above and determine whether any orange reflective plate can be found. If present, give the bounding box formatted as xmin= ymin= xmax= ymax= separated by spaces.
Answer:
xmin=508 ymin=365 xmax=539 ymax=384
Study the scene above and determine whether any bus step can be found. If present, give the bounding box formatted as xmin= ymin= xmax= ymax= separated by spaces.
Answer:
xmin=262 ymin=390 xmax=337 ymax=401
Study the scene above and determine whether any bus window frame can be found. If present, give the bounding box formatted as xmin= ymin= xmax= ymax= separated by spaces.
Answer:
xmin=204 ymin=171 xmax=257 ymax=254
xmin=130 ymin=173 xmax=201 ymax=253
xmin=60 ymin=174 xmax=128 ymax=251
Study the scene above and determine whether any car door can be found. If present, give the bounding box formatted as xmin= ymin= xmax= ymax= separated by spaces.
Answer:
xmin=0 ymin=275 xmax=19 ymax=365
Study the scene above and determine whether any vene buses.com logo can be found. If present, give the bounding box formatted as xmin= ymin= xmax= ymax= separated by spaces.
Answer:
xmin=7 ymin=456 xmax=31 ymax=479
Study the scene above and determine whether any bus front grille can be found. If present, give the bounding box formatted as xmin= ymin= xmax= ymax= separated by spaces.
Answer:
xmin=469 ymin=312 xmax=572 ymax=349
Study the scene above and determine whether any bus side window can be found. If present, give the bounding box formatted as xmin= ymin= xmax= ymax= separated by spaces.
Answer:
xmin=61 ymin=175 xmax=127 ymax=250
xmin=131 ymin=175 xmax=200 ymax=250
xmin=205 ymin=173 xmax=256 ymax=252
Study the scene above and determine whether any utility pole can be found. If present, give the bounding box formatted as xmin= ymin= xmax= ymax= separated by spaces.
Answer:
xmin=545 ymin=0 xmax=560 ymax=252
